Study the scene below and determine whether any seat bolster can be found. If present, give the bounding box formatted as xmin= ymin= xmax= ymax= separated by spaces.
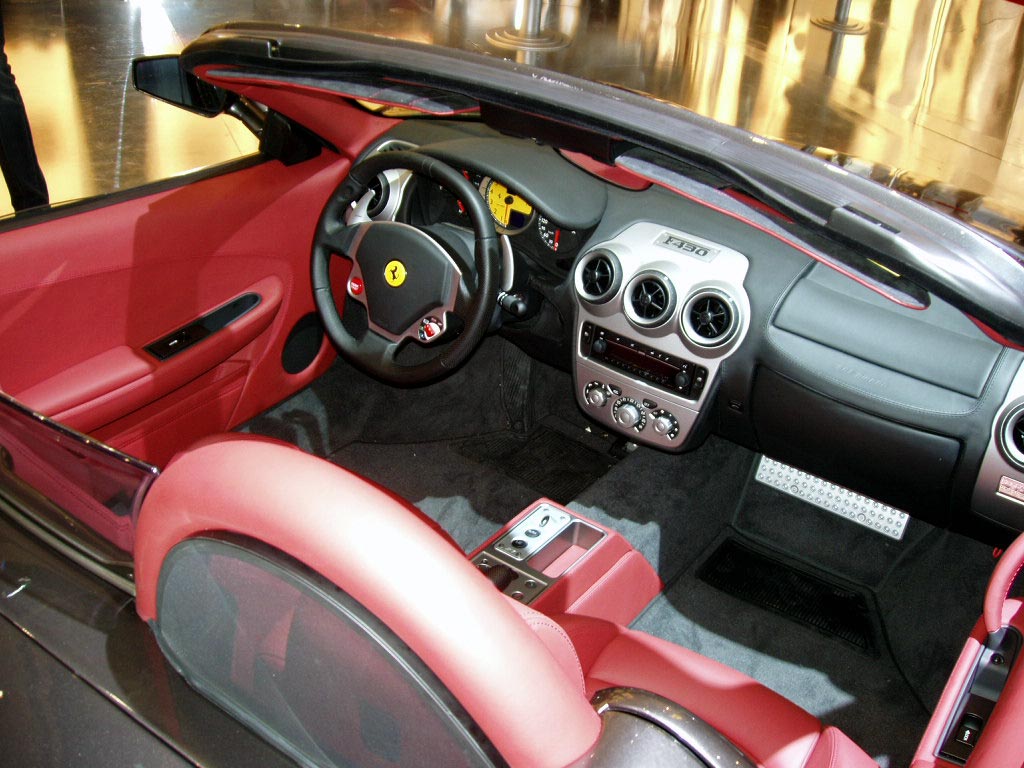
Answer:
xmin=168 ymin=433 xmax=465 ymax=552
xmin=507 ymin=598 xmax=587 ymax=696
xmin=555 ymin=613 xmax=864 ymax=768
xmin=803 ymin=726 xmax=879 ymax=768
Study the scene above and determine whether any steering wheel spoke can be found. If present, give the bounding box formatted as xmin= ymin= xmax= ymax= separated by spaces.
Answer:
xmin=311 ymin=151 xmax=500 ymax=384
xmin=320 ymin=222 xmax=365 ymax=259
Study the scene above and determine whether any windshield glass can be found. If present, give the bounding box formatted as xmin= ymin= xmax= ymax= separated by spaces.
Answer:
xmin=9 ymin=2 xmax=1023 ymax=248
xmin=184 ymin=3 xmax=1024 ymax=252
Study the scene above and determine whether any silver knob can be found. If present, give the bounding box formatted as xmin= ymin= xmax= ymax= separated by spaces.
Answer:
xmin=615 ymin=403 xmax=641 ymax=429
xmin=653 ymin=415 xmax=675 ymax=435
xmin=586 ymin=386 xmax=608 ymax=407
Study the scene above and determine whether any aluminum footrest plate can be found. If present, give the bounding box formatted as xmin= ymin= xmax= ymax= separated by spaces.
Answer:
xmin=755 ymin=455 xmax=909 ymax=540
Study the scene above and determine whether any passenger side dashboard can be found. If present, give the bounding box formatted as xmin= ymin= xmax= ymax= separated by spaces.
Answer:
xmin=358 ymin=120 xmax=1024 ymax=541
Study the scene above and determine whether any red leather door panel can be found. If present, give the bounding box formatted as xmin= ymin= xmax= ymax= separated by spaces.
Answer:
xmin=0 ymin=145 xmax=367 ymax=466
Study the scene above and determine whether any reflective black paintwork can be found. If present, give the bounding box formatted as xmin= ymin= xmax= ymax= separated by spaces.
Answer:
xmin=0 ymin=512 xmax=296 ymax=768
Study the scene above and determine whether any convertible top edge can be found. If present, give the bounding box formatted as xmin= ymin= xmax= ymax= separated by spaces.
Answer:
xmin=173 ymin=22 xmax=1024 ymax=346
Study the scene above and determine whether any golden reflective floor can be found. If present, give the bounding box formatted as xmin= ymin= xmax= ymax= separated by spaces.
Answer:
xmin=3 ymin=0 xmax=1024 ymax=227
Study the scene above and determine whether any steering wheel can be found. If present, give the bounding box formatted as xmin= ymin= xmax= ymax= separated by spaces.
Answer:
xmin=312 ymin=151 xmax=500 ymax=385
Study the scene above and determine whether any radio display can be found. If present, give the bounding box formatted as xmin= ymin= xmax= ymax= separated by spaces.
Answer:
xmin=582 ymin=322 xmax=708 ymax=400
xmin=604 ymin=338 xmax=679 ymax=379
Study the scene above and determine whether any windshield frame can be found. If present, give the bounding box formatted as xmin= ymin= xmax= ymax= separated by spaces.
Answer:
xmin=174 ymin=22 xmax=1024 ymax=347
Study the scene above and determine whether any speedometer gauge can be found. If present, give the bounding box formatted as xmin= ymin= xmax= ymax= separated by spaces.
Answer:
xmin=537 ymin=215 xmax=579 ymax=253
xmin=480 ymin=177 xmax=534 ymax=234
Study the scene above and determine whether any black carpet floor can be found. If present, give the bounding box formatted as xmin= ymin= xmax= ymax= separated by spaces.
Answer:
xmin=243 ymin=338 xmax=998 ymax=768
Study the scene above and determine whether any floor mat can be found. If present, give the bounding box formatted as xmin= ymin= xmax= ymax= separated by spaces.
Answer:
xmin=456 ymin=425 xmax=617 ymax=504
xmin=697 ymin=537 xmax=878 ymax=655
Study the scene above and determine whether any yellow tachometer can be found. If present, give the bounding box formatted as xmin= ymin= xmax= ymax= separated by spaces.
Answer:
xmin=482 ymin=178 xmax=534 ymax=233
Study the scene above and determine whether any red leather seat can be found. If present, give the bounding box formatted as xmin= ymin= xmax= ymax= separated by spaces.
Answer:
xmin=134 ymin=435 xmax=878 ymax=768
xmin=549 ymin=612 xmax=877 ymax=768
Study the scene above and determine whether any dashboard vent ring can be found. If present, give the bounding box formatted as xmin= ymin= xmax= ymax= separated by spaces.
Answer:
xmin=999 ymin=404 xmax=1024 ymax=470
xmin=365 ymin=174 xmax=389 ymax=218
xmin=682 ymin=289 xmax=739 ymax=347
xmin=624 ymin=272 xmax=675 ymax=328
xmin=574 ymin=249 xmax=621 ymax=304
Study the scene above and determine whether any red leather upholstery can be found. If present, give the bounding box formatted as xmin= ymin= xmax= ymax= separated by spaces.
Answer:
xmin=984 ymin=533 xmax=1024 ymax=635
xmin=134 ymin=436 xmax=601 ymax=768
xmin=137 ymin=435 xmax=878 ymax=768
xmin=804 ymin=727 xmax=879 ymax=768
xmin=1 ymin=99 xmax=393 ymax=467
xmin=552 ymin=613 xmax=879 ymax=768
xmin=181 ymin=432 xmax=465 ymax=551
xmin=474 ymin=499 xmax=663 ymax=626
xmin=913 ymin=532 xmax=1024 ymax=768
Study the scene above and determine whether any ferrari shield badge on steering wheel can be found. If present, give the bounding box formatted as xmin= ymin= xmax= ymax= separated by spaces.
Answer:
xmin=384 ymin=260 xmax=407 ymax=287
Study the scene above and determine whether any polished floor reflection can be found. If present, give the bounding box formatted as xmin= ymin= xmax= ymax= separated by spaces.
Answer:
xmin=3 ymin=0 xmax=1024 ymax=232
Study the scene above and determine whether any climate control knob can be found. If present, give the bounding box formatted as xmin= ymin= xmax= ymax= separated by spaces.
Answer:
xmin=585 ymin=383 xmax=608 ymax=408
xmin=650 ymin=409 xmax=679 ymax=439
xmin=612 ymin=398 xmax=645 ymax=430
xmin=653 ymin=415 xmax=675 ymax=436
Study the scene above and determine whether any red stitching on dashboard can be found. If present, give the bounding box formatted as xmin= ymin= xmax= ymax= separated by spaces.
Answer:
xmin=625 ymin=166 xmax=923 ymax=311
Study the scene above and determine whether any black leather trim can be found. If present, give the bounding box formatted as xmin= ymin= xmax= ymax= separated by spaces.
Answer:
xmin=762 ymin=264 xmax=1020 ymax=424
xmin=752 ymin=367 xmax=961 ymax=524
xmin=774 ymin=267 xmax=1000 ymax=399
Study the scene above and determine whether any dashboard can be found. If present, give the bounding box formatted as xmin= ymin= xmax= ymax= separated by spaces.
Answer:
xmin=351 ymin=121 xmax=1024 ymax=544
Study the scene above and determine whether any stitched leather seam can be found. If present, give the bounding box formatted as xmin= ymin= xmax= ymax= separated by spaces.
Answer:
xmin=522 ymin=614 xmax=586 ymax=694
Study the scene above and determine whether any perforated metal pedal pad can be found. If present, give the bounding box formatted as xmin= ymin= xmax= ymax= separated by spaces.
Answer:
xmin=755 ymin=456 xmax=909 ymax=540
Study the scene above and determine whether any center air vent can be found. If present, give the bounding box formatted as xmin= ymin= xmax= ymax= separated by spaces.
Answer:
xmin=624 ymin=272 xmax=675 ymax=327
xmin=682 ymin=289 xmax=739 ymax=347
xmin=999 ymin=405 xmax=1024 ymax=469
xmin=574 ymin=249 xmax=621 ymax=304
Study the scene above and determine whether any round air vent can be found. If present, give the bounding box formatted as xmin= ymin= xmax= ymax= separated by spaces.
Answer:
xmin=681 ymin=289 xmax=739 ymax=347
xmin=624 ymin=272 xmax=675 ymax=328
xmin=999 ymin=404 xmax=1024 ymax=469
xmin=365 ymin=174 xmax=390 ymax=218
xmin=574 ymin=249 xmax=621 ymax=304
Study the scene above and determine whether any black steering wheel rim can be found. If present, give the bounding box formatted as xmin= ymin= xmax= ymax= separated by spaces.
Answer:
xmin=312 ymin=150 xmax=500 ymax=385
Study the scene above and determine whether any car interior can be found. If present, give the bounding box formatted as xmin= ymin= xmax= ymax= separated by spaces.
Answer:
xmin=1 ymin=25 xmax=1023 ymax=768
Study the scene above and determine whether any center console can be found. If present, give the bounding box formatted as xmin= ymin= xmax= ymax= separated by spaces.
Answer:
xmin=571 ymin=222 xmax=750 ymax=451
xmin=471 ymin=499 xmax=662 ymax=626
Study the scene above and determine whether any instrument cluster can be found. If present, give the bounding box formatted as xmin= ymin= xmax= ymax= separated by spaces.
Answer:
xmin=429 ymin=170 xmax=590 ymax=275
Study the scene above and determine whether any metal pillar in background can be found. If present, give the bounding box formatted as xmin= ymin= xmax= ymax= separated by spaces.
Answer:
xmin=487 ymin=0 xmax=569 ymax=51
xmin=812 ymin=0 xmax=869 ymax=35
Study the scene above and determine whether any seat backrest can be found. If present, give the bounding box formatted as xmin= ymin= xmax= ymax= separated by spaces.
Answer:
xmin=155 ymin=534 xmax=500 ymax=767
xmin=134 ymin=435 xmax=601 ymax=768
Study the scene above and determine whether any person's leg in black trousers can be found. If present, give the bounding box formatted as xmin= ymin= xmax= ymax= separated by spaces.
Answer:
xmin=0 ymin=4 xmax=48 ymax=211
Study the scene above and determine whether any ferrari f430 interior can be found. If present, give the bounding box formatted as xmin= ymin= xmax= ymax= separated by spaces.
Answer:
xmin=3 ymin=26 xmax=1024 ymax=768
